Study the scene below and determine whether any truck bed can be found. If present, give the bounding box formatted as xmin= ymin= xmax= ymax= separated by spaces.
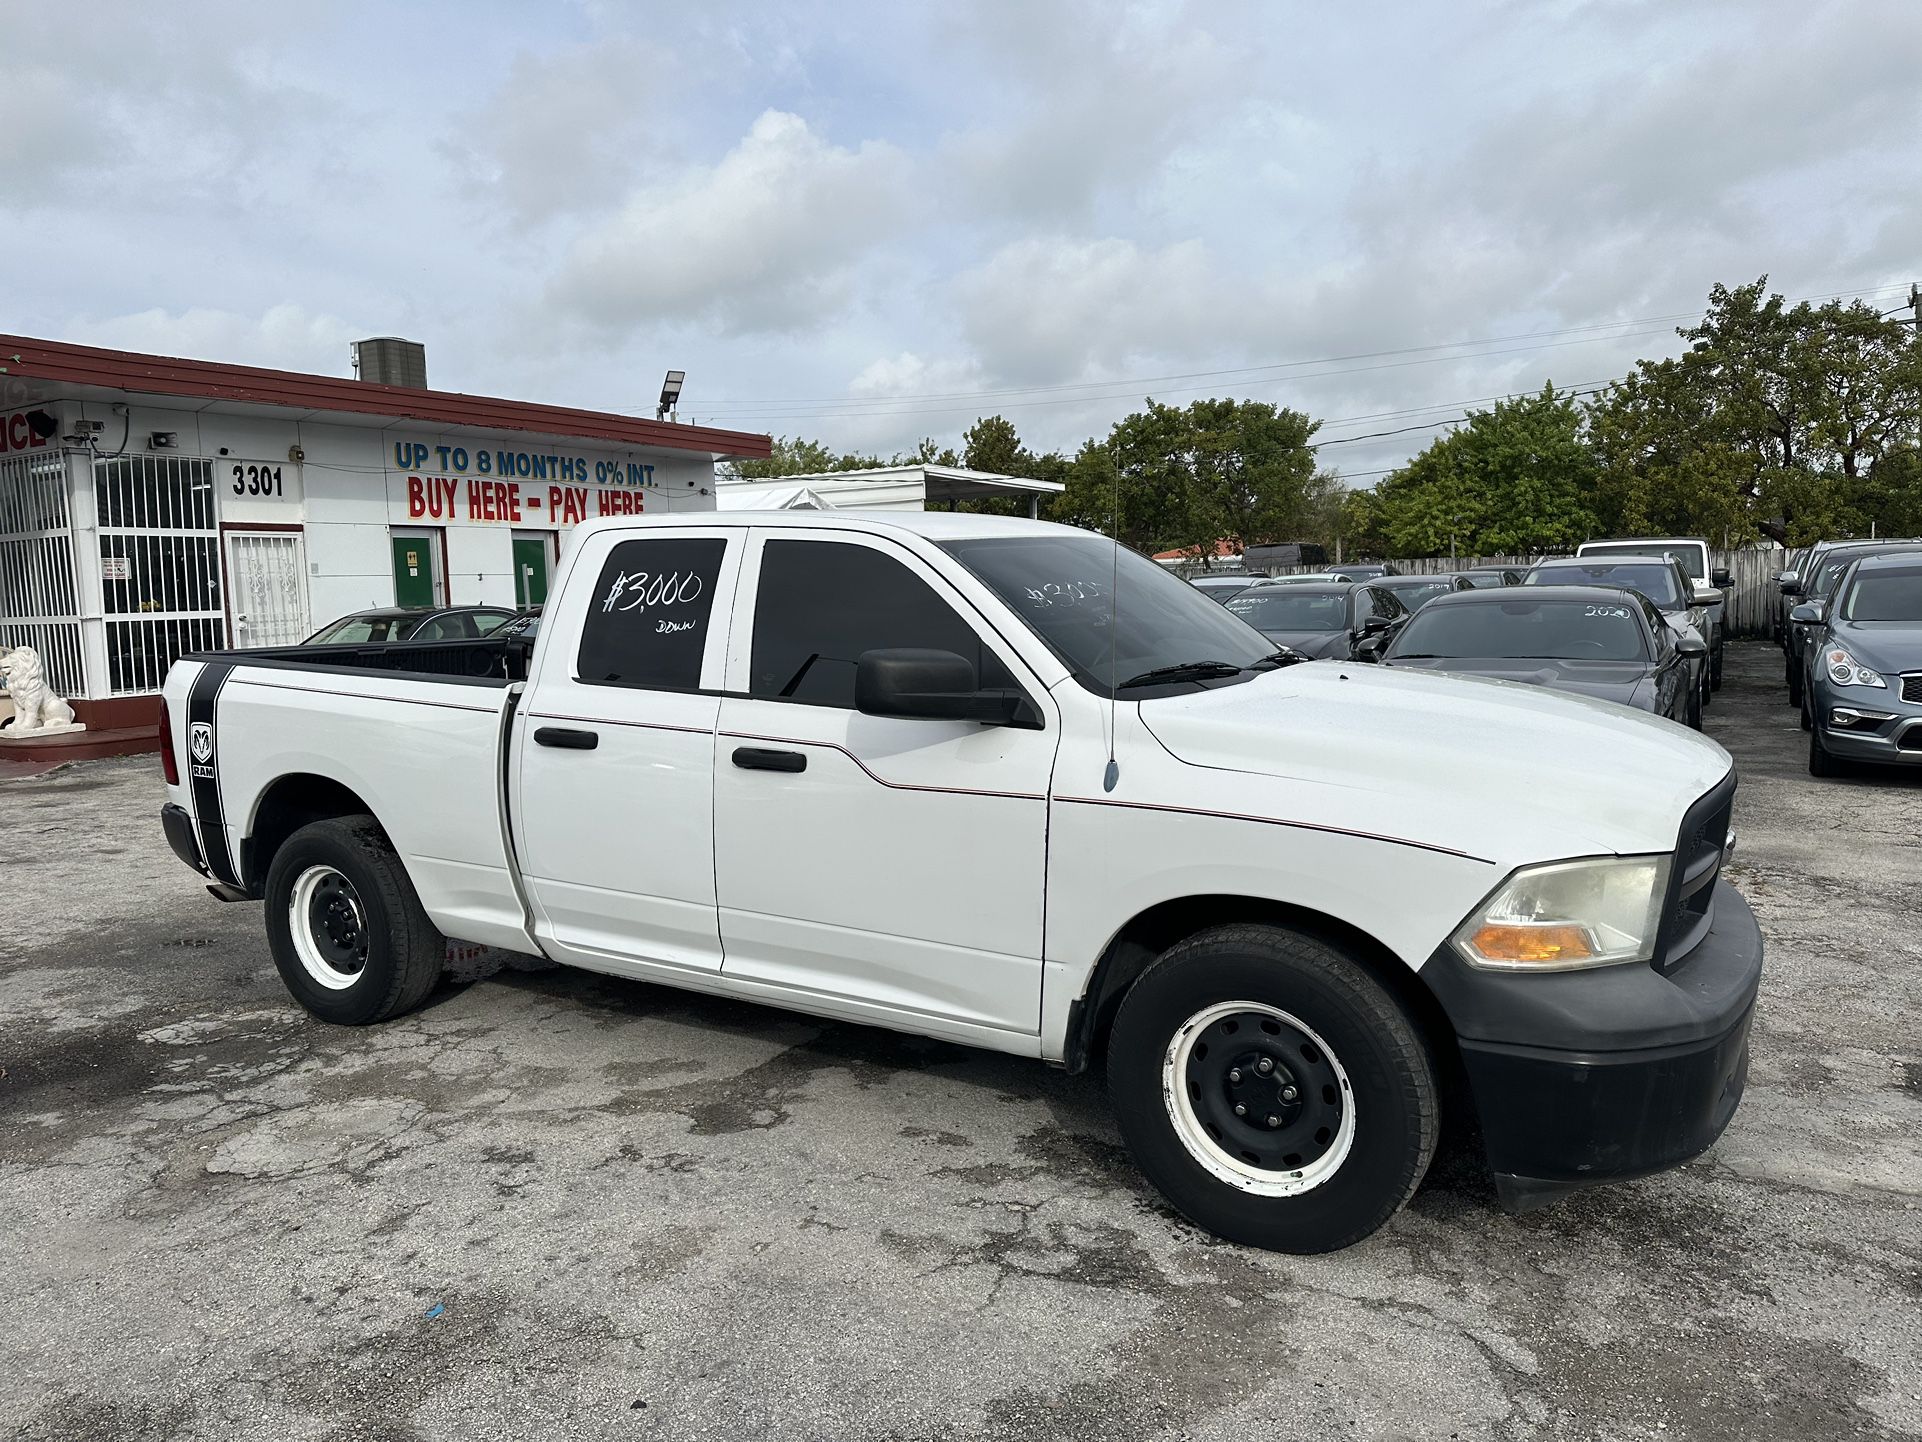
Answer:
xmin=184 ymin=635 xmax=532 ymax=685
xmin=168 ymin=643 xmax=535 ymax=955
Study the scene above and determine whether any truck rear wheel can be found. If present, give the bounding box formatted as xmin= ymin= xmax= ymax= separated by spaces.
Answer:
xmin=264 ymin=816 xmax=445 ymax=1025
xmin=1107 ymin=924 xmax=1439 ymax=1253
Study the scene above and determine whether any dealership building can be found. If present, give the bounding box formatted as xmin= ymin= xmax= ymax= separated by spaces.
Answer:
xmin=0 ymin=334 xmax=768 ymax=753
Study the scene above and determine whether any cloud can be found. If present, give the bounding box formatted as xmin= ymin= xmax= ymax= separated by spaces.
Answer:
xmin=546 ymin=110 xmax=910 ymax=335
xmin=60 ymin=305 xmax=365 ymax=376
xmin=446 ymin=38 xmax=672 ymax=225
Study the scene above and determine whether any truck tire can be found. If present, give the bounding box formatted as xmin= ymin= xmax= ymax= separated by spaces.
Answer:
xmin=1107 ymin=924 xmax=1439 ymax=1254
xmin=264 ymin=815 xmax=445 ymax=1025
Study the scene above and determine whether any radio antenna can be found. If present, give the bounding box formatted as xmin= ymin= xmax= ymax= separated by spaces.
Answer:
xmin=1104 ymin=462 xmax=1120 ymax=793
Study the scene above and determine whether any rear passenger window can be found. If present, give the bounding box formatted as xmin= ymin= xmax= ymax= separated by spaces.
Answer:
xmin=750 ymin=539 xmax=1015 ymax=708
xmin=577 ymin=537 xmax=727 ymax=690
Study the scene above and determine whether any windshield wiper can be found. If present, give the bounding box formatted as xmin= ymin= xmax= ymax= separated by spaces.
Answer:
xmin=1249 ymin=649 xmax=1308 ymax=669
xmin=1118 ymin=659 xmax=1246 ymax=689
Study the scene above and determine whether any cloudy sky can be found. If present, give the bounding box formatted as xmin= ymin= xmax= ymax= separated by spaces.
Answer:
xmin=8 ymin=0 xmax=1919 ymax=482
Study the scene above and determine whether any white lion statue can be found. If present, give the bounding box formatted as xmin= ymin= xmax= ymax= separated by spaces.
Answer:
xmin=0 ymin=646 xmax=82 ymax=735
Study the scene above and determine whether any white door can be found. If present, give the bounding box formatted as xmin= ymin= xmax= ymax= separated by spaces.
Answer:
xmin=513 ymin=525 xmax=743 ymax=976
xmin=713 ymin=529 xmax=1057 ymax=1037
xmin=226 ymin=530 xmax=311 ymax=648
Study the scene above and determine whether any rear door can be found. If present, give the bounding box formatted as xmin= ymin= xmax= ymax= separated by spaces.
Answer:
xmin=513 ymin=525 xmax=743 ymax=975
xmin=712 ymin=528 xmax=1057 ymax=1037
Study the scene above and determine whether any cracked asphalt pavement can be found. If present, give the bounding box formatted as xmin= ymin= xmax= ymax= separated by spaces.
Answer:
xmin=3 ymin=642 xmax=1919 ymax=1440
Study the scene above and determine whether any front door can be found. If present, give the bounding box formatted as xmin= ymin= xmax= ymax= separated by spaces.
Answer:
xmin=391 ymin=533 xmax=439 ymax=608
xmin=514 ymin=525 xmax=742 ymax=975
xmin=225 ymin=530 xmax=311 ymax=647
xmin=713 ymin=529 xmax=1057 ymax=1038
xmin=513 ymin=534 xmax=550 ymax=608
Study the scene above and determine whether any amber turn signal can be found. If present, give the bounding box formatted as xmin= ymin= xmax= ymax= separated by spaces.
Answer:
xmin=1467 ymin=923 xmax=1596 ymax=964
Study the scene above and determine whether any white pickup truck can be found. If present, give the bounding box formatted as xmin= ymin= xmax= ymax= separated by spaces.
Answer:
xmin=159 ymin=512 xmax=1763 ymax=1253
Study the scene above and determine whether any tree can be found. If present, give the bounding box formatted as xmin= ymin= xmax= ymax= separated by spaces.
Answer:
xmin=1586 ymin=279 xmax=1922 ymax=545
xmin=1373 ymin=385 xmax=1598 ymax=557
xmin=723 ymin=435 xmax=885 ymax=480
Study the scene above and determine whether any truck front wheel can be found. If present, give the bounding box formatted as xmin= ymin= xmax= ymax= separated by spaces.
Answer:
xmin=1107 ymin=924 xmax=1439 ymax=1253
xmin=264 ymin=816 xmax=445 ymax=1025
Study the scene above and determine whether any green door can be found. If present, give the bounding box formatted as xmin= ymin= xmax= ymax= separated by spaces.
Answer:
xmin=514 ymin=537 xmax=549 ymax=607
xmin=392 ymin=536 xmax=436 ymax=608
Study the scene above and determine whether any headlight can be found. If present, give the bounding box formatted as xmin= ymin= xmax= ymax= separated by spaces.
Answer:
xmin=1823 ymin=647 xmax=1886 ymax=689
xmin=1452 ymin=854 xmax=1670 ymax=971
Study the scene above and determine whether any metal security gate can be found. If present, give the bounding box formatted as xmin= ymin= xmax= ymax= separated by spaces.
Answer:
xmin=226 ymin=530 xmax=311 ymax=647
xmin=95 ymin=455 xmax=225 ymax=694
xmin=0 ymin=450 xmax=84 ymax=698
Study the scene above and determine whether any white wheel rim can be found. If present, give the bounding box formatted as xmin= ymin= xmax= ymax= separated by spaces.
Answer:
xmin=1161 ymin=1000 xmax=1357 ymax=1197
xmin=289 ymin=864 xmax=369 ymax=991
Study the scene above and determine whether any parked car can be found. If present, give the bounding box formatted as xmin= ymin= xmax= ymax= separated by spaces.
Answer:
xmin=1369 ymin=574 xmax=1479 ymax=611
xmin=1459 ymin=566 xmax=1526 ymax=588
xmin=303 ymin=605 xmax=517 ymax=645
xmin=1524 ymin=557 xmax=1712 ymax=712
xmin=1797 ymin=552 xmax=1922 ymax=776
xmin=159 ymin=511 xmax=1759 ymax=1254
xmin=1222 ymin=581 xmax=1408 ymax=660
xmin=1380 ymin=587 xmax=1704 ymax=728
xmin=1782 ymin=541 xmax=1922 ymax=709
xmin=1576 ymin=538 xmax=1729 ymax=689
xmin=1326 ymin=562 xmax=1400 ymax=581
xmin=1243 ymin=572 xmax=1348 ymax=587
xmin=1188 ymin=575 xmax=1254 ymax=604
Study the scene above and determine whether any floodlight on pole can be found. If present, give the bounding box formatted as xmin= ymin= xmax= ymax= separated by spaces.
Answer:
xmin=657 ymin=370 xmax=686 ymax=421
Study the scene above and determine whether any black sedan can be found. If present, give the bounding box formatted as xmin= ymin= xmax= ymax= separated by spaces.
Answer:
xmin=1369 ymin=573 xmax=1478 ymax=611
xmin=303 ymin=605 xmax=516 ymax=645
xmin=1222 ymin=582 xmax=1407 ymax=660
xmin=1459 ymin=566 xmax=1525 ymax=587
xmin=1380 ymin=586 xmax=1705 ymax=728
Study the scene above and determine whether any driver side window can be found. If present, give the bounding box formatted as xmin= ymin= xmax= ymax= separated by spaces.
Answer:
xmin=749 ymin=539 xmax=1015 ymax=708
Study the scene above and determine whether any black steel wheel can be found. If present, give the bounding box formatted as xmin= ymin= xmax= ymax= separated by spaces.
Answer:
xmin=264 ymin=815 xmax=445 ymax=1024
xmin=1108 ymin=923 xmax=1439 ymax=1253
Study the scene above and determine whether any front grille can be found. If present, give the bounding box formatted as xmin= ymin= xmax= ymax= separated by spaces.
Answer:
xmin=1654 ymin=771 xmax=1736 ymax=973
xmin=1902 ymin=674 xmax=1922 ymax=703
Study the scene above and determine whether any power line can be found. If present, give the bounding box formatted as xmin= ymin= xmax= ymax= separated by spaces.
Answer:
xmin=694 ymin=282 xmax=1908 ymax=421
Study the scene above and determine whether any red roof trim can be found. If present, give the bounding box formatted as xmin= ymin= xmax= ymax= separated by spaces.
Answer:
xmin=0 ymin=334 xmax=772 ymax=459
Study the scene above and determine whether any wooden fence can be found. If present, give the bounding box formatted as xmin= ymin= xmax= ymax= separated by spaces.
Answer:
xmin=1195 ymin=547 xmax=1791 ymax=638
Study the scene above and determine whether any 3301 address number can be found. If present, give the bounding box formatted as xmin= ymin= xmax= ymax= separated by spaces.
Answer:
xmin=231 ymin=463 xmax=286 ymax=497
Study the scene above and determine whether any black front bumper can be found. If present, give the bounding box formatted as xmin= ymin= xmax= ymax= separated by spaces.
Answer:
xmin=1422 ymin=880 xmax=1763 ymax=1211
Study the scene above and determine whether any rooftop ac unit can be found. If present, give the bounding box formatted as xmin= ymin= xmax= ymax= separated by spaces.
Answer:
xmin=352 ymin=337 xmax=428 ymax=389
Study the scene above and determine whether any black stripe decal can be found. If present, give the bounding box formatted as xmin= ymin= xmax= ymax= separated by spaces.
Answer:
xmin=186 ymin=661 xmax=239 ymax=887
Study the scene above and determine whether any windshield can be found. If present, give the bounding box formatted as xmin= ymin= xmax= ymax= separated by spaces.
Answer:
xmin=1815 ymin=549 xmax=1922 ymax=597
xmin=1840 ymin=569 xmax=1922 ymax=622
xmin=1580 ymin=540 xmax=1706 ymax=579
xmin=940 ymin=534 xmax=1274 ymax=692
xmin=1390 ymin=598 xmax=1649 ymax=662
xmin=1223 ymin=591 xmax=1349 ymax=632
xmin=307 ymin=615 xmax=407 ymax=644
xmin=1381 ymin=581 xmax=1454 ymax=609
xmin=1526 ymin=562 xmax=1682 ymax=609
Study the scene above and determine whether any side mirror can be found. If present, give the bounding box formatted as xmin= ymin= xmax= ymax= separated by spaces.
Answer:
xmin=1787 ymin=603 xmax=1819 ymax=625
xmin=1353 ymin=633 xmax=1388 ymax=661
xmin=1778 ymin=577 xmax=1803 ymax=596
xmin=1711 ymin=568 xmax=1734 ymax=588
xmin=856 ymin=648 xmax=1022 ymax=725
xmin=1358 ymin=614 xmax=1394 ymax=635
xmin=1675 ymin=633 xmax=1708 ymax=658
xmin=1692 ymin=585 xmax=1723 ymax=606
